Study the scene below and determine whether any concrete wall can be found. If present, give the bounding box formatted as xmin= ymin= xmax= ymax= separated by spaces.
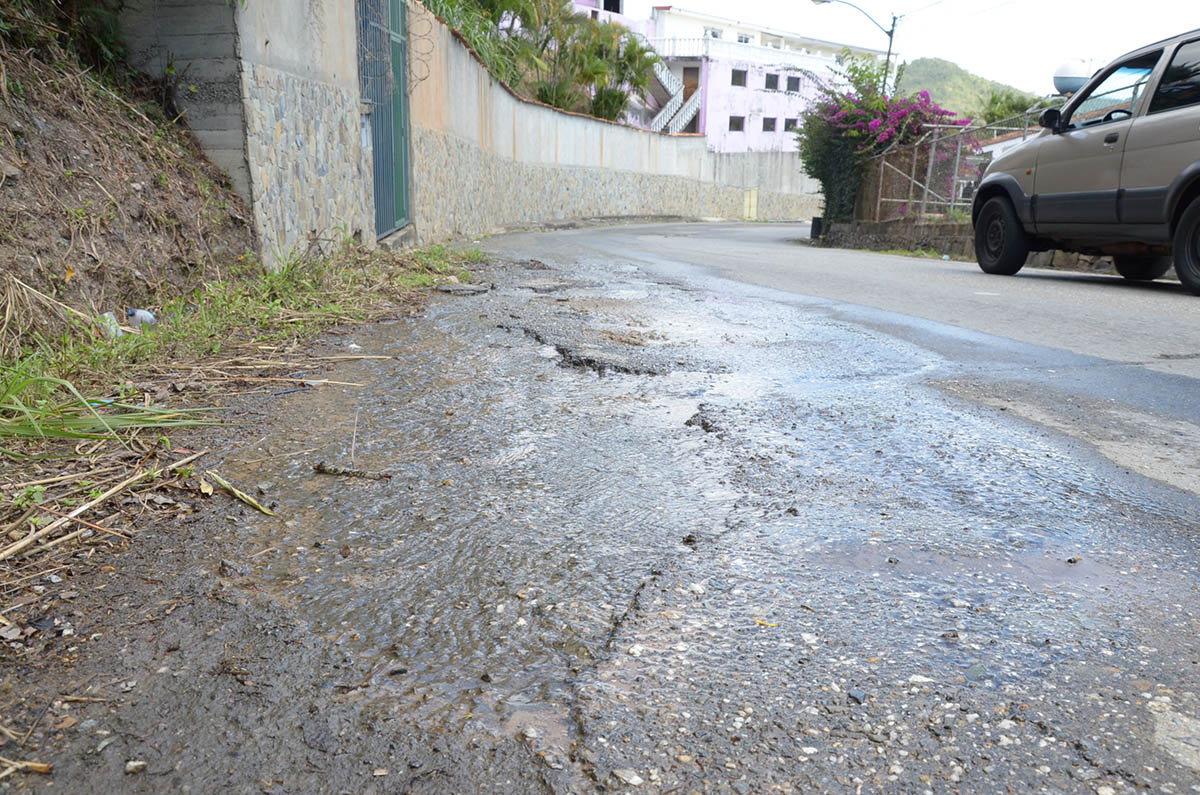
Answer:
xmin=406 ymin=1 xmax=822 ymax=243
xmin=701 ymin=59 xmax=815 ymax=153
xmin=120 ymin=0 xmax=250 ymax=199
xmin=235 ymin=0 xmax=374 ymax=262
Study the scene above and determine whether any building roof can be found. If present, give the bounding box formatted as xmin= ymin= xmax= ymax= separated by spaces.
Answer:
xmin=651 ymin=6 xmax=888 ymax=57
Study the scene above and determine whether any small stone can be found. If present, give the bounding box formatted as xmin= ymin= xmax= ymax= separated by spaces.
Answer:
xmin=372 ymin=769 xmax=388 ymax=776
xmin=612 ymin=768 xmax=644 ymax=786
xmin=1097 ymin=787 xmax=1116 ymax=795
xmin=948 ymin=597 xmax=971 ymax=609
xmin=888 ymin=763 xmax=903 ymax=775
xmin=997 ymin=719 xmax=1017 ymax=730
xmin=800 ymin=746 xmax=819 ymax=755
xmin=124 ymin=760 xmax=147 ymax=774
xmin=522 ymin=727 xmax=540 ymax=740
xmin=965 ymin=663 xmax=988 ymax=681
xmin=1 ymin=162 xmax=20 ymax=182
xmin=908 ymin=674 xmax=935 ymax=684
xmin=627 ymin=644 xmax=646 ymax=657
xmin=219 ymin=559 xmax=247 ymax=578
xmin=801 ymin=633 xmax=819 ymax=645
xmin=687 ymin=583 xmax=705 ymax=595
xmin=848 ymin=689 xmax=867 ymax=705
xmin=1070 ymin=766 xmax=1101 ymax=781
xmin=676 ymin=754 xmax=693 ymax=763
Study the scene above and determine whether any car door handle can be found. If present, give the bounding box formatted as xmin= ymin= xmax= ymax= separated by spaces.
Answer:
xmin=1104 ymin=132 xmax=1120 ymax=144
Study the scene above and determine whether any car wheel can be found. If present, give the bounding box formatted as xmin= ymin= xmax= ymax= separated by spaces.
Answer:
xmin=1113 ymin=254 xmax=1172 ymax=281
xmin=1175 ymin=199 xmax=1200 ymax=295
xmin=975 ymin=197 xmax=1029 ymax=275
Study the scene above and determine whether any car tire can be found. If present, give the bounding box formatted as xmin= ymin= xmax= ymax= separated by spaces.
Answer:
xmin=1113 ymin=254 xmax=1172 ymax=281
xmin=1175 ymin=199 xmax=1200 ymax=295
xmin=975 ymin=197 xmax=1029 ymax=275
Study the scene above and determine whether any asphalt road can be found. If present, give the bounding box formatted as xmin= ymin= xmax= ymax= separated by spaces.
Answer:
xmin=487 ymin=222 xmax=1200 ymax=500
xmin=539 ymin=221 xmax=1200 ymax=380
xmin=20 ymin=223 xmax=1200 ymax=793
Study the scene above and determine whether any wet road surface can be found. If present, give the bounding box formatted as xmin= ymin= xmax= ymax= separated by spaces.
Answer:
xmin=29 ymin=223 xmax=1200 ymax=793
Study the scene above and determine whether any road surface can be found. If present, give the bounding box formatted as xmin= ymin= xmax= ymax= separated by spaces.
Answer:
xmin=14 ymin=222 xmax=1200 ymax=794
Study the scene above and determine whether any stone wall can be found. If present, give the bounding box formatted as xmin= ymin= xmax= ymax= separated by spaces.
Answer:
xmin=822 ymin=220 xmax=1159 ymax=276
xmin=239 ymin=63 xmax=373 ymax=261
xmin=823 ymin=220 xmax=976 ymax=259
xmin=405 ymin=1 xmax=822 ymax=243
xmin=235 ymin=0 xmax=373 ymax=264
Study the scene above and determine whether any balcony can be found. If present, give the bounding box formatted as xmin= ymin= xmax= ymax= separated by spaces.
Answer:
xmin=646 ymin=37 xmax=840 ymax=72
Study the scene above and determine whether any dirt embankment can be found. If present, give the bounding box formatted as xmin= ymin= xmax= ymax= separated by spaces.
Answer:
xmin=0 ymin=41 xmax=253 ymax=351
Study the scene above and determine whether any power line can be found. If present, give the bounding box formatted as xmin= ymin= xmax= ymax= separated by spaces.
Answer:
xmin=902 ymin=0 xmax=951 ymax=16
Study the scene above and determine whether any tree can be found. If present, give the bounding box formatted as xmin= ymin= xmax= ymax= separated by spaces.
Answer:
xmin=981 ymin=89 xmax=1038 ymax=124
xmin=422 ymin=0 xmax=658 ymax=123
xmin=586 ymin=22 xmax=658 ymax=121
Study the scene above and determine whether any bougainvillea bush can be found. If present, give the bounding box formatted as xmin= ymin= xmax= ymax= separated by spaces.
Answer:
xmin=797 ymin=52 xmax=970 ymax=223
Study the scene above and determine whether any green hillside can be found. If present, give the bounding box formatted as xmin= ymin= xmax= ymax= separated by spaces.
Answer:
xmin=896 ymin=57 xmax=1037 ymax=120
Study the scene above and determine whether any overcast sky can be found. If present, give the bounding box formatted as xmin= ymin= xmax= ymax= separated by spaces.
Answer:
xmin=626 ymin=0 xmax=1195 ymax=95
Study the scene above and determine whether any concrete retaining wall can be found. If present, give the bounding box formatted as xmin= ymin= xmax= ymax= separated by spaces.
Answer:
xmin=120 ymin=0 xmax=249 ymax=199
xmin=121 ymin=0 xmax=373 ymax=265
xmin=406 ymin=1 xmax=822 ymax=243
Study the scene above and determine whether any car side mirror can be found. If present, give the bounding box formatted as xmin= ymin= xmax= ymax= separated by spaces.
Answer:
xmin=1039 ymin=108 xmax=1062 ymax=132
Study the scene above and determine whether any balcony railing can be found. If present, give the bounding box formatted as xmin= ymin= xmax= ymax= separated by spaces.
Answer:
xmin=646 ymin=37 xmax=841 ymax=72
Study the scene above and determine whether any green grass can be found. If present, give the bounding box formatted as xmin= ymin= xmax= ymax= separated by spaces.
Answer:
xmin=0 ymin=242 xmax=486 ymax=458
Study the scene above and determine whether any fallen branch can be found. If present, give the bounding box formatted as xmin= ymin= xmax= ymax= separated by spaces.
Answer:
xmin=0 ymin=450 xmax=205 ymax=561
xmin=313 ymin=461 xmax=393 ymax=481
xmin=0 ymin=757 xmax=52 ymax=775
xmin=32 ymin=505 xmax=130 ymax=540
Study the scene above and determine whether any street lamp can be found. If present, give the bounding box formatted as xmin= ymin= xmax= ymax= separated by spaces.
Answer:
xmin=810 ymin=0 xmax=898 ymax=93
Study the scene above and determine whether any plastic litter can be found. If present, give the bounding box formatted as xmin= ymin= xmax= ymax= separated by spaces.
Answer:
xmin=126 ymin=308 xmax=158 ymax=328
xmin=98 ymin=311 xmax=122 ymax=338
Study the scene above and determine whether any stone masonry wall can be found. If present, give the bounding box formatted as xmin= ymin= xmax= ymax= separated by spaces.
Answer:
xmin=240 ymin=62 xmax=373 ymax=262
xmin=822 ymin=220 xmax=1170 ymax=276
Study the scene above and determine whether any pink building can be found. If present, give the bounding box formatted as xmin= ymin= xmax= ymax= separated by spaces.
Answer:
xmin=574 ymin=4 xmax=887 ymax=153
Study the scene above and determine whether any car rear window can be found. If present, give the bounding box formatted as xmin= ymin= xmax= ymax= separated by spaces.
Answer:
xmin=1149 ymin=39 xmax=1200 ymax=114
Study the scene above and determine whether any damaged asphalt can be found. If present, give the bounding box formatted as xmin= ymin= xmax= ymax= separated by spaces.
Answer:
xmin=8 ymin=222 xmax=1200 ymax=793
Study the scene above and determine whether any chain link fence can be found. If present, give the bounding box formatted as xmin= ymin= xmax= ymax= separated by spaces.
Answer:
xmin=856 ymin=107 xmax=1053 ymax=222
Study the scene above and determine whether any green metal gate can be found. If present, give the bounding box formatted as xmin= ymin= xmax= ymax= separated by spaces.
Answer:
xmin=358 ymin=0 xmax=410 ymax=237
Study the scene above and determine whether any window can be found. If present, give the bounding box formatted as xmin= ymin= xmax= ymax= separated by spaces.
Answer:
xmin=729 ymin=115 xmax=745 ymax=131
xmin=705 ymin=27 xmax=722 ymax=39
xmin=1068 ymin=51 xmax=1161 ymax=127
xmin=763 ymin=117 xmax=777 ymax=132
xmin=786 ymin=75 xmax=800 ymax=93
xmin=737 ymin=33 xmax=751 ymax=44
xmin=602 ymin=0 xmax=621 ymax=12
xmin=1149 ymin=39 xmax=1200 ymax=114
xmin=765 ymin=73 xmax=779 ymax=90
xmin=731 ymin=69 xmax=747 ymax=87
xmin=784 ymin=118 xmax=798 ymax=132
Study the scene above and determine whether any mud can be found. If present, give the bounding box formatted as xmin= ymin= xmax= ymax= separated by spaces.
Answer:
xmin=5 ymin=228 xmax=1200 ymax=793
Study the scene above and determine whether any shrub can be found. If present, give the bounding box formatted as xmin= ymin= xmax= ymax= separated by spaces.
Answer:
xmin=797 ymin=51 xmax=969 ymax=223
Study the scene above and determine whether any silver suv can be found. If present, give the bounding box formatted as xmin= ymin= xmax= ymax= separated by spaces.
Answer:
xmin=972 ymin=30 xmax=1200 ymax=293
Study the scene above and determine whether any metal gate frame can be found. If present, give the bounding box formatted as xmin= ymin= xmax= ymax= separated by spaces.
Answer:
xmin=358 ymin=0 xmax=410 ymax=238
